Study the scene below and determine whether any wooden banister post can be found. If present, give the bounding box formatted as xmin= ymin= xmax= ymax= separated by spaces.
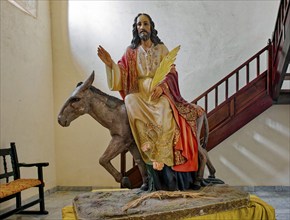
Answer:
xmin=267 ymin=39 xmax=273 ymax=97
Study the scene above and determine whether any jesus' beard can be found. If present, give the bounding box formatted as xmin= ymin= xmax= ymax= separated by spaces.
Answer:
xmin=139 ymin=31 xmax=151 ymax=41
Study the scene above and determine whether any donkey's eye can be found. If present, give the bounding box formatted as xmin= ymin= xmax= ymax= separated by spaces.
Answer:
xmin=71 ymin=97 xmax=81 ymax=103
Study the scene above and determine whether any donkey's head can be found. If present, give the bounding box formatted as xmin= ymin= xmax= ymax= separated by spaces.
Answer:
xmin=58 ymin=71 xmax=95 ymax=127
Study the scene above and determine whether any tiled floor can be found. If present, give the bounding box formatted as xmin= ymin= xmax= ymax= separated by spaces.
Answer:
xmin=4 ymin=188 xmax=290 ymax=220
xmin=254 ymin=190 xmax=290 ymax=220
xmin=4 ymin=191 xmax=86 ymax=220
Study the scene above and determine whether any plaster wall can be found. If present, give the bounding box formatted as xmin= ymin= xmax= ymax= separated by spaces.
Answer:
xmin=52 ymin=1 xmax=289 ymax=188
xmin=0 ymin=0 xmax=56 ymax=202
xmin=209 ymin=105 xmax=289 ymax=185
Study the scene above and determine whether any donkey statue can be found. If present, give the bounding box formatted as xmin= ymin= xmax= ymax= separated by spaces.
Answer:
xmin=58 ymin=71 xmax=222 ymax=191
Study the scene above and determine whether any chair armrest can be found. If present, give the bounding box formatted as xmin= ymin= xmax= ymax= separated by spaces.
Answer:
xmin=18 ymin=162 xmax=49 ymax=167
xmin=18 ymin=163 xmax=49 ymax=182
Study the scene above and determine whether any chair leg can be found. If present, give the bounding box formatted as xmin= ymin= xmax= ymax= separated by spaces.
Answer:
xmin=16 ymin=192 xmax=21 ymax=209
xmin=39 ymin=185 xmax=47 ymax=213
xmin=18 ymin=186 xmax=48 ymax=215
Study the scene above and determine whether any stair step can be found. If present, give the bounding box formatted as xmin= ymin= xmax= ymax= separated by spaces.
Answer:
xmin=285 ymin=73 xmax=290 ymax=80
xmin=281 ymin=89 xmax=290 ymax=93
xmin=274 ymin=89 xmax=290 ymax=104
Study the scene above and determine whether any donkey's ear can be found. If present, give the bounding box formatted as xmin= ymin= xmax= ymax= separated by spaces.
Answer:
xmin=80 ymin=71 xmax=95 ymax=90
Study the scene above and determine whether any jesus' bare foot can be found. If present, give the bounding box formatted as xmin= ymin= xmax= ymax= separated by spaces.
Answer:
xmin=153 ymin=161 xmax=164 ymax=171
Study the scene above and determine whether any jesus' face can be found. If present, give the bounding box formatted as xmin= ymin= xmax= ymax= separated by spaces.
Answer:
xmin=136 ymin=15 xmax=151 ymax=42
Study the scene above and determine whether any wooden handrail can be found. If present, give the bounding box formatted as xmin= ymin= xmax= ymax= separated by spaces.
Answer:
xmin=192 ymin=0 xmax=289 ymax=109
xmin=272 ymin=0 xmax=289 ymax=61
xmin=271 ymin=0 xmax=290 ymax=99
xmin=192 ymin=45 xmax=270 ymax=114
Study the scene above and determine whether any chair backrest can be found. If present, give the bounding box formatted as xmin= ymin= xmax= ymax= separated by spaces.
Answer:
xmin=0 ymin=142 xmax=20 ymax=183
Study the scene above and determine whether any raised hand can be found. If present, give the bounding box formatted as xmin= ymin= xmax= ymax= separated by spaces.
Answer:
xmin=97 ymin=45 xmax=113 ymax=68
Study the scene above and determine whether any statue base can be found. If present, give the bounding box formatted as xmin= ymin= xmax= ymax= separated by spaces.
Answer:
xmin=73 ymin=185 xmax=249 ymax=219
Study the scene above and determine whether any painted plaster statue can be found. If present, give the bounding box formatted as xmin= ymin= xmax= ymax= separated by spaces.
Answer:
xmin=57 ymin=72 xmax=220 ymax=191
xmin=97 ymin=13 xmax=214 ymax=191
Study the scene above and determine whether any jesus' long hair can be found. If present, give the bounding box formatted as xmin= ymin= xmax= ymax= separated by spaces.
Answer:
xmin=130 ymin=13 xmax=164 ymax=49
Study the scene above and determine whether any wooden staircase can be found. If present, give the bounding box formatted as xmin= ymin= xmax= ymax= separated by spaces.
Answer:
xmin=275 ymin=72 xmax=290 ymax=104
xmin=192 ymin=0 xmax=289 ymax=150
xmin=271 ymin=0 xmax=290 ymax=103
xmin=191 ymin=45 xmax=273 ymax=151
xmin=122 ymin=0 xmax=290 ymax=188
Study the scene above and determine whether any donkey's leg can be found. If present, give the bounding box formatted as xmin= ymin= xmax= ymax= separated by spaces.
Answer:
xmin=205 ymin=153 xmax=216 ymax=178
xmin=99 ymin=136 xmax=127 ymax=184
xmin=195 ymin=110 xmax=224 ymax=185
xmin=196 ymin=114 xmax=204 ymax=144
xmin=193 ymin=146 xmax=207 ymax=189
xmin=204 ymin=151 xmax=225 ymax=184
xmin=128 ymin=143 xmax=149 ymax=191
xmin=193 ymin=114 xmax=207 ymax=189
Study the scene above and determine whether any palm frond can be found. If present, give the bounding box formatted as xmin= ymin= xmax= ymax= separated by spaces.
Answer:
xmin=150 ymin=45 xmax=181 ymax=90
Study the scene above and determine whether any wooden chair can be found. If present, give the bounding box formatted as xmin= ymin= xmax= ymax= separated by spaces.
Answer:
xmin=0 ymin=142 xmax=49 ymax=219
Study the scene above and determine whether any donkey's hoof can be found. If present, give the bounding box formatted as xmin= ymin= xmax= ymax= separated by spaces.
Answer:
xmin=140 ymin=183 xmax=149 ymax=191
xmin=201 ymin=179 xmax=210 ymax=187
xmin=192 ymin=185 xmax=201 ymax=190
xmin=121 ymin=177 xmax=132 ymax=189
xmin=192 ymin=182 xmax=201 ymax=190
xmin=205 ymin=177 xmax=225 ymax=185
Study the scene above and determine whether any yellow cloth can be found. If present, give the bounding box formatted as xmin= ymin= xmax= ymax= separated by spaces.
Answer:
xmin=62 ymin=194 xmax=275 ymax=220
xmin=62 ymin=206 xmax=76 ymax=220
xmin=186 ymin=195 xmax=275 ymax=220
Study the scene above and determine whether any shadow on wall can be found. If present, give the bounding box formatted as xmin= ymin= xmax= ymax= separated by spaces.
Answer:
xmin=211 ymin=106 xmax=290 ymax=185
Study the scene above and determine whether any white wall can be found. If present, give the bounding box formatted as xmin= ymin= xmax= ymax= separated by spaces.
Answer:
xmin=51 ymin=1 xmax=119 ymax=188
xmin=208 ymin=105 xmax=290 ymax=186
xmin=0 ymin=0 xmax=56 ymax=202
xmin=54 ymin=1 xmax=288 ymax=187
